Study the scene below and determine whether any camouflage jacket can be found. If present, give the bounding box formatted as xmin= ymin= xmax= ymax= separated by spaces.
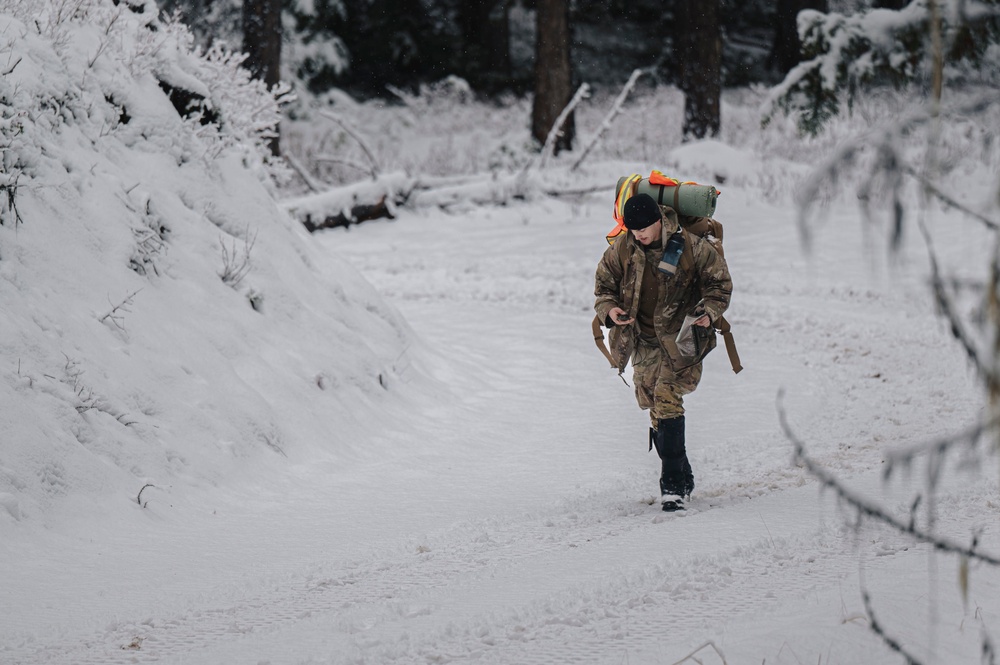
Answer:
xmin=594 ymin=205 xmax=733 ymax=373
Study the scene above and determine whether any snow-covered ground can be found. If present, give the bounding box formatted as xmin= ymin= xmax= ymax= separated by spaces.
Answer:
xmin=2 ymin=0 xmax=999 ymax=662
xmin=5 ymin=145 xmax=998 ymax=663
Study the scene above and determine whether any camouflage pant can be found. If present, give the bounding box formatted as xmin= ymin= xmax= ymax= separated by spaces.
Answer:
xmin=631 ymin=336 xmax=703 ymax=424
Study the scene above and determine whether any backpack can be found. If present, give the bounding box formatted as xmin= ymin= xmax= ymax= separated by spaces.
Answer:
xmin=592 ymin=171 xmax=743 ymax=374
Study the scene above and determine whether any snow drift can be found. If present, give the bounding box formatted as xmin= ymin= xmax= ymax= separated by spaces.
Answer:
xmin=0 ymin=0 xmax=428 ymax=524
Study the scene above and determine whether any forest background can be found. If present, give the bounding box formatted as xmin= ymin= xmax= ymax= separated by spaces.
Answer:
xmin=163 ymin=0 xmax=910 ymax=158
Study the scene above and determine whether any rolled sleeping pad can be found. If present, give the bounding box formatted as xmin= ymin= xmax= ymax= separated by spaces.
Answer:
xmin=616 ymin=176 xmax=719 ymax=218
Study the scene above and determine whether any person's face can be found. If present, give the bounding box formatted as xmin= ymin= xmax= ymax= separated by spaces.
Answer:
xmin=630 ymin=219 xmax=662 ymax=246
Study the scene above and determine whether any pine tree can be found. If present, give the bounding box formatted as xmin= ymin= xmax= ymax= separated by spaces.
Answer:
xmin=768 ymin=0 xmax=829 ymax=75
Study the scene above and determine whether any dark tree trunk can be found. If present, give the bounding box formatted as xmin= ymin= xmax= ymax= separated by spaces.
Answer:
xmin=873 ymin=0 xmax=907 ymax=8
xmin=674 ymin=0 xmax=721 ymax=140
xmin=531 ymin=0 xmax=575 ymax=153
xmin=769 ymin=0 xmax=829 ymax=74
xmin=243 ymin=0 xmax=282 ymax=155
xmin=457 ymin=1 xmax=513 ymax=91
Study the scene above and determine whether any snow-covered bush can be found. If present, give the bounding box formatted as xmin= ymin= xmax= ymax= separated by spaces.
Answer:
xmin=2 ymin=0 xmax=289 ymax=184
xmin=0 ymin=103 xmax=26 ymax=226
xmin=763 ymin=0 xmax=1000 ymax=134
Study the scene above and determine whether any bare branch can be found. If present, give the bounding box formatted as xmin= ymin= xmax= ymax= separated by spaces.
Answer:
xmin=883 ymin=416 xmax=999 ymax=479
xmin=3 ymin=55 xmax=21 ymax=75
xmin=218 ymin=228 xmax=257 ymax=288
xmin=777 ymin=390 xmax=1000 ymax=566
xmin=311 ymin=154 xmax=375 ymax=177
xmin=916 ymin=217 xmax=1000 ymax=392
xmin=136 ymin=483 xmax=154 ymax=507
xmin=317 ymin=110 xmax=381 ymax=179
xmin=98 ymin=288 xmax=143 ymax=331
xmin=669 ymin=640 xmax=728 ymax=665
xmin=901 ymin=165 xmax=999 ymax=232
xmin=862 ymin=590 xmax=924 ymax=665
xmin=283 ymin=152 xmax=323 ymax=193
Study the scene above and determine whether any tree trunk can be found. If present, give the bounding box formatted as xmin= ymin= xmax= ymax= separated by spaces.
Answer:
xmin=531 ymin=0 xmax=575 ymax=153
xmin=675 ymin=0 xmax=721 ymax=140
xmin=243 ymin=0 xmax=282 ymax=155
xmin=769 ymin=0 xmax=829 ymax=75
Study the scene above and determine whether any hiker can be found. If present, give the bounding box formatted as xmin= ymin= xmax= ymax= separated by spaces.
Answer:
xmin=594 ymin=192 xmax=732 ymax=511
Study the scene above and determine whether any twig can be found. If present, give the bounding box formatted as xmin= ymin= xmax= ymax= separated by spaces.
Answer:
xmin=759 ymin=512 xmax=776 ymax=548
xmin=862 ymin=590 xmax=923 ymax=665
xmin=136 ymin=483 xmax=154 ymax=507
xmin=777 ymin=390 xmax=1000 ymax=566
xmin=902 ymin=165 xmax=999 ymax=231
xmin=317 ymin=110 xmax=381 ymax=179
xmin=219 ymin=228 xmax=257 ymax=287
xmin=669 ymin=640 xmax=728 ymax=665
xmin=916 ymin=216 xmax=1000 ymax=391
xmin=571 ymin=69 xmax=644 ymax=172
xmin=283 ymin=152 xmax=323 ymax=193
xmin=99 ymin=288 xmax=143 ymax=331
xmin=882 ymin=415 xmax=998 ymax=479
xmin=311 ymin=154 xmax=375 ymax=176
xmin=3 ymin=55 xmax=21 ymax=75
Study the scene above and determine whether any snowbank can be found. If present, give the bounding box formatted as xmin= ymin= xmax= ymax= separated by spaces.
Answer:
xmin=0 ymin=0 xmax=429 ymax=526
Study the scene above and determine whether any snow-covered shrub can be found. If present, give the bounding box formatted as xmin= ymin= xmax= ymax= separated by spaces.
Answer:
xmin=763 ymin=0 xmax=1000 ymax=134
xmin=1 ymin=0 xmax=289 ymax=185
xmin=0 ymin=103 xmax=25 ymax=226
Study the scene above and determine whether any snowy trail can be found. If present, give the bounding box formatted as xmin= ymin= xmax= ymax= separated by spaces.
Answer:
xmin=10 ymin=428 xmax=994 ymax=665
xmin=4 ymin=192 xmax=994 ymax=664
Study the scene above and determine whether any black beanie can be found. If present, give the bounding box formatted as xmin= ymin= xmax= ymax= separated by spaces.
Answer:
xmin=622 ymin=193 xmax=662 ymax=230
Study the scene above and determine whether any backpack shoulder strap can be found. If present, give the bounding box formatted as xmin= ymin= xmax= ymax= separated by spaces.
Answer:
xmin=677 ymin=227 xmax=742 ymax=374
xmin=677 ymin=227 xmax=696 ymax=274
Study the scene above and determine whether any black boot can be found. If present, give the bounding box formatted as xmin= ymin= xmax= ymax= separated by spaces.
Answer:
xmin=652 ymin=416 xmax=694 ymax=511
xmin=682 ymin=457 xmax=695 ymax=498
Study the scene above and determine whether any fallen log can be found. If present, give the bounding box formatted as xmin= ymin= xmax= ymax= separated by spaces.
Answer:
xmin=299 ymin=196 xmax=393 ymax=232
xmin=279 ymin=169 xmax=608 ymax=232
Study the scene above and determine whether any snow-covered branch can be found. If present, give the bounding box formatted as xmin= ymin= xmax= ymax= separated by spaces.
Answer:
xmin=537 ymin=83 xmax=590 ymax=170
xmin=99 ymin=288 xmax=143 ymax=331
xmin=763 ymin=0 xmax=1000 ymax=134
xmin=317 ymin=110 xmax=381 ymax=179
xmin=571 ymin=69 xmax=644 ymax=172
